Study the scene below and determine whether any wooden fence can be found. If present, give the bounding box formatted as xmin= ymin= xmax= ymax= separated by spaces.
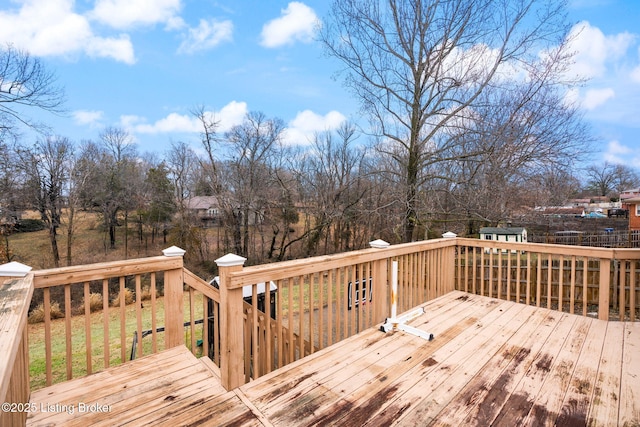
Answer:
xmin=531 ymin=229 xmax=640 ymax=248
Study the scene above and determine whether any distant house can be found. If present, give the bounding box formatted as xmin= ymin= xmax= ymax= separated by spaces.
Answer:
xmin=185 ymin=196 xmax=221 ymax=228
xmin=479 ymin=227 xmax=527 ymax=253
xmin=184 ymin=196 xmax=266 ymax=228
xmin=621 ymin=197 xmax=640 ymax=231
xmin=620 ymin=188 xmax=640 ymax=200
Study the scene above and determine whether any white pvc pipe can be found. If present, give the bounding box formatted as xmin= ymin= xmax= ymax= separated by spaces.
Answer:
xmin=391 ymin=261 xmax=398 ymax=322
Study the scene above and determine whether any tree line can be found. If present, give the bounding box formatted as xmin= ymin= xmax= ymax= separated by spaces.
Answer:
xmin=3 ymin=111 xmax=636 ymax=270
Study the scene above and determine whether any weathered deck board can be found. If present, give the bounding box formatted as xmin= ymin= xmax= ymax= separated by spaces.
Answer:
xmin=620 ymin=321 xmax=640 ymax=426
xmin=431 ymin=310 xmax=578 ymax=427
xmin=397 ymin=304 xmax=555 ymax=426
xmin=248 ymin=293 xmax=499 ymax=424
xmin=359 ymin=300 xmax=529 ymax=426
xmin=494 ymin=314 xmax=591 ymax=427
xmin=587 ymin=321 xmax=624 ymax=426
xmin=27 ymin=291 xmax=639 ymax=427
xmin=27 ymin=346 xmax=233 ymax=427
xmin=271 ymin=295 xmax=506 ymax=426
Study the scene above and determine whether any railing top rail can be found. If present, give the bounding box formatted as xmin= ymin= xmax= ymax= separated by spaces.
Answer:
xmin=228 ymin=238 xmax=456 ymax=288
xmin=456 ymin=237 xmax=640 ymax=259
xmin=183 ymin=268 xmax=220 ymax=302
xmin=0 ymin=273 xmax=34 ymax=402
xmin=33 ymin=256 xmax=183 ymax=288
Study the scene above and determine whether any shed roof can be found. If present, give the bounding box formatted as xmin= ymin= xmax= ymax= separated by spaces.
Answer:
xmin=479 ymin=227 xmax=526 ymax=235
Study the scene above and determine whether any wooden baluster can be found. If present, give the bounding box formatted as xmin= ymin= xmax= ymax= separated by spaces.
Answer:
xmin=136 ymin=274 xmax=143 ymax=358
xmin=599 ymin=258 xmax=611 ymax=321
xmin=65 ymin=284 xmax=72 ymax=379
xmin=84 ymin=282 xmax=92 ymax=375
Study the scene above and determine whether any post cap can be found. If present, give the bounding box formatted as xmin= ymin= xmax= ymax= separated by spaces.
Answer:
xmin=369 ymin=239 xmax=390 ymax=249
xmin=162 ymin=246 xmax=186 ymax=257
xmin=0 ymin=261 xmax=33 ymax=277
xmin=215 ymin=253 xmax=247 ymax=267
xmin=442 ymin=231 xmax=457 ymax=238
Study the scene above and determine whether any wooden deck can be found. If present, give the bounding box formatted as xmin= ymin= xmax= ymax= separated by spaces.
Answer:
xmin=27 ymin=346 xmax=261 ymax=426
xmin=28 ymin=291 xmax=640 ymax=426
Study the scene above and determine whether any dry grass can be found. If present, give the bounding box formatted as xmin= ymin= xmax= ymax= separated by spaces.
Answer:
xmin=7 ymin=210 xmax=170 ymax=269
xmin=83 ymin=292 xmax=104 ymax=312
xmin=28 ymin=302 xmax=64 ymax=324
xmin=111 ymin=288 xmax=134 ymax=307
xmin=140 ymin=285 xmax=152 ymax=301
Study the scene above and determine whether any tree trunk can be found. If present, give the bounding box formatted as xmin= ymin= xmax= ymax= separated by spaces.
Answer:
xmin=66 ymin=206 xmax=75 ymax=266
xmin=49 ymin=225 xmax=60 ymax=268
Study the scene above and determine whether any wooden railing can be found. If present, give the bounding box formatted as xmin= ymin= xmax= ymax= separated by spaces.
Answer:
xmin=29 ymin=253 xmax=188 ymax=388
xmin=215 ymin=239 xmax=457 ymax=389
xmin=454 ymin=238 xmax=640 ymax=322
xmin=0 ymin=273 xmax=34 ymax=427
xmin=1 ymin=237 xmax=638 ymax=416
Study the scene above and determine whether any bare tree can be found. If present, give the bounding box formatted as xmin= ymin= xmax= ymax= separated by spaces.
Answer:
xmin=0 ymin=44 xmax=65 ymax=135
xmin=321 ymin=0 xmax=576 ymax=241
xmin=17 ymin=136 xmax=73 ymax=267
xmin=585 ymin=162 xmax=640 ymax=198
xmin=297 ymin=123 xmax=369 ymax=254
xmin=79 ymin=128 xmax=140 ymax=251
xmin=224 ymin=111 xmax=284 ymax=259
xmin=444 ymin=75 xmax=590 ymax=230
xmin=167 ymin=141 xmax=198 ymax=205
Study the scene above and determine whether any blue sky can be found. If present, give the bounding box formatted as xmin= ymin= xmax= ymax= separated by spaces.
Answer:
xmin=1 ymin=0 xmax=639 ymax=167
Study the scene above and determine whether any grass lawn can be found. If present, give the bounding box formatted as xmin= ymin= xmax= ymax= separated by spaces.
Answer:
xmin=28 ymin=292 xmax=204 ymax=391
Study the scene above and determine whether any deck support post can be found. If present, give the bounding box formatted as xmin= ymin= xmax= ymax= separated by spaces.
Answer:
xmin=163 ymin=246 xmax=186 ymax=349
xmin=216 ymin=253 xmax=247 ymax=390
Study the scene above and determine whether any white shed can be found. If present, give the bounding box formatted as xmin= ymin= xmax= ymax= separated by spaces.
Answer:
xmin=479 ymin=227 xmax=527 ymax=253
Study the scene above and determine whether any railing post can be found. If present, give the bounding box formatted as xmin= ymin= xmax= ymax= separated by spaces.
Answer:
xmin=370 ymin=240 xmax=390 ymax=323
xmin=162 ymin=246 xmax=186 ymax=349
xmin=599 ymin=258 xmax=611 ymax=321
xmin=215 ymin=253 xmax=246 ymax=390
xmin=442 ymin=233 xmax=458 ymax=295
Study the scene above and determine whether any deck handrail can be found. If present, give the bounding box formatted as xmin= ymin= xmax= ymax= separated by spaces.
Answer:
xmin=0 ymin=273 xmax=34 ymax=427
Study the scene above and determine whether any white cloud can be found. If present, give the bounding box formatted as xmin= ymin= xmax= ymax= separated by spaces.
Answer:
xmin=603 ymin=140 xmax=639 ymax=165
xmin=260 ymin=2 xmax=319 ymax=48
xmin=566 ymin=21 xmax=634 ymax=79
xmin=123 ymin=101 xmax=248 ymax=134
xmin=90 ymin=0 xmax=182 ymax=30
xmin=178 ymin=19 xmax=233 ymax=54
xmin=85 ymin=34 xmax=135 ymax=63
xmin=631 ymin=47 xmax=640 ymax=83
xmin=217 ymin=101 xmax=249 ymax=131
xmin=282 ymin=110 xmax=346 ymax=145
xmin=582 ymin=88 xmax=615 ymax=110
xmin=0 ymin=0 xmax=135 ymax=63
xmin=563 ymin=87 xmax=615 ymax=111
xmin=73 ymin=110 xmax=104 ymax=126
